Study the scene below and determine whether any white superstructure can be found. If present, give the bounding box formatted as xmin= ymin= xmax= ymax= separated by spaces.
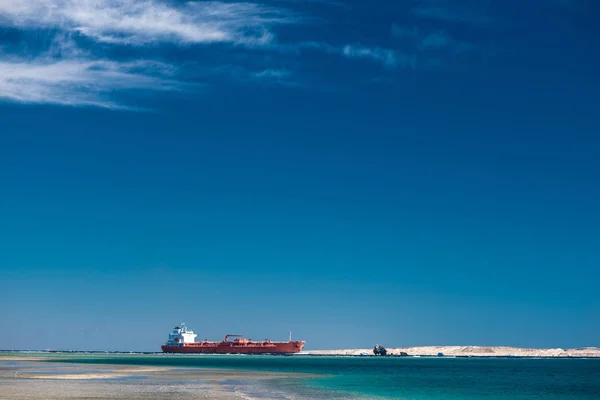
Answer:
xmin=165 ymin=323 xmax=197 ymax=346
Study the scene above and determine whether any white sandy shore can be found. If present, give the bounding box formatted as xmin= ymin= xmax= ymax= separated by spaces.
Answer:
xmin=0 ymin=379 xmax=247 ymax=399
xmin=303 ymin=346 xmax=600 ymax=357
xmin=9 ymin=367 xmax=172 ymax=380
xmin=0 ymin=360 xmax=300 ymax=399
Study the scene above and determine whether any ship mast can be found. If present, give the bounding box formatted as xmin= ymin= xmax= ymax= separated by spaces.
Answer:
xmin=289 ymin=331 xmax=292 ymax=342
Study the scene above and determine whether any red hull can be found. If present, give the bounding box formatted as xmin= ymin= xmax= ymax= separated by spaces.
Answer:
xmin=161 ymin=341 xmax=305 ymax=354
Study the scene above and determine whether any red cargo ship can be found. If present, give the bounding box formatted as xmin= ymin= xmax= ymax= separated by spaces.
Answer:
xmin=161 ymin=323 xmax=305 ymax=354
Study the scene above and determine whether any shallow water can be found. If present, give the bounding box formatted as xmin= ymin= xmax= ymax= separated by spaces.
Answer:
xmin=47 ymin=355 xmax=600 ymax=399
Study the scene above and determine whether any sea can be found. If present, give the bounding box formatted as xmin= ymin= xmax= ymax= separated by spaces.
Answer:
xmin=50 ymin=354 xmax=600 ymax=399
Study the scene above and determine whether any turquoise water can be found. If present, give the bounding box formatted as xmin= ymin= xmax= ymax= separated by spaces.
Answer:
xmin=52 ymin=355 xmax=600 ymax=399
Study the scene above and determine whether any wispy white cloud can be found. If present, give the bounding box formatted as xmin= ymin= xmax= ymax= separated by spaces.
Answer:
xmin=0 ymin=53 xmax=181 ymax=108
xmin=271 ymin=41 xmax=420 ymax=71
xmin=0 ymin=0 xmax=293 ymax=46
xmin=180 ymin=64 xmax=296 ymax=87
xmin=0 ymin=0 xmax=424 ymax=108
xmin=294 ymin=41 xmax=340 ymax=54
xmin=254 ymin=68 xmax=292 ymax=79
xmin=342 ymin=45 xmax=417 ymax=69
xmin=252 ymin=68 xmax=299 ymax=86
xmin=0 ymin=0 xmax=296 ymax=107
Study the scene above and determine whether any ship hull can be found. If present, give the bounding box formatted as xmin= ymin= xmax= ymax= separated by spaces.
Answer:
xmin=161 ymin=341 xmax=304 ymax=354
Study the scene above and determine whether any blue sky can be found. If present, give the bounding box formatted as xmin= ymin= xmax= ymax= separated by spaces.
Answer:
xmin=0 ymin=0 xmax=599 ymax=351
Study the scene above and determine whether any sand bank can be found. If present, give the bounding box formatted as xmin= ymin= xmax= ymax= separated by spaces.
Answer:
xmin=0 ymin=360 xmax=299 ymax=399
xmin=0 ymin=379 xmax=246 ymax=399
xmin=304 ymin=346 xmax=600 ymax=357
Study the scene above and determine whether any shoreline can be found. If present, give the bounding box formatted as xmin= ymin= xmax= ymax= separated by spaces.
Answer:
xmin=2 ymin=346 xmax=600 ymax=359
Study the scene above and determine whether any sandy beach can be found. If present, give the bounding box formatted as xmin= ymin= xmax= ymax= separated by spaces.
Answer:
xmin=304 ymin=346 xmax=600 ymax=357
xmin=0 ymin=358 xmax=300 ymax=399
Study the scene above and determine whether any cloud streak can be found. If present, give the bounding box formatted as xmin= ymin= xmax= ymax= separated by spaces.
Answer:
xmin=0 ymin=0 xmax=293 ymax=46
xmin=0 ymin=53 xmax=181 ymax=108
xmin=0 ymin=0 xmax=295 ymax=107
xmin=342 ymin=45 xmax=417 ymax=69
xmin=254 ymin=68 xmax=292 ymax=79
xmin=0 ymin=0 xmax=424 ymax=108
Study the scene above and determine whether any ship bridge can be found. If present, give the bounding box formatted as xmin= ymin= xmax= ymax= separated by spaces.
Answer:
xmin=165 ymin=323 xmax=197 ymax=345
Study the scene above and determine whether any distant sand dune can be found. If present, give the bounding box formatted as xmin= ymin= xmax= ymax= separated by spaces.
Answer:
xmin=304 ymin=346 xmax=600 ymax=357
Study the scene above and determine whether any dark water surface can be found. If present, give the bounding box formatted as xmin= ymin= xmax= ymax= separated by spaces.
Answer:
xmin=51 ymin=355 xmax=600 ymax=399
